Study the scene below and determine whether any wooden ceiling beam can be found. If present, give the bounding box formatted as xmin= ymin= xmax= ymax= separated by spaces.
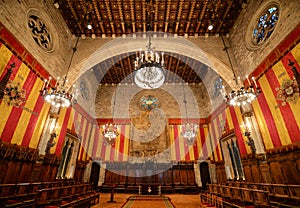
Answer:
xmin=117 ymin=0 xmax=126 ymax=33
xmin=217 ymin=0 xmax=233 ymax=33
xmin=142 ymin=0 xmax=147 ymax=33
xmin=195 ymin=0 xmax=209 ymax=33
xmin=130 ymin=0 xmax=136 ymax=33
xmin=164 ymin=0 xmax=171 ymax=33
xmin=153 ymin=0 xmax=159 ymax=33
xmin=67 ymin=0 xmax=84 ymax=34
xmin=185 ymin=0 xmax=196 ymax=33
xmin=175 ymin=0 xmax=184 ymax=33
xmin=92 ymin=0 xmax=105 ymax=34
xmin=104 ymin=0 xmax=115 ymax=34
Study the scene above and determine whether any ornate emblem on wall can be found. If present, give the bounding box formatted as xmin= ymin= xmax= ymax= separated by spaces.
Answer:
xmin=3 ymin=81 xmax=26 ymax=107
xmin=140 ymin=95 xmax=159 ymax=111
xmin=27 ymin=14 xmax=53 ymax=51
xmin=276 ymin=78 xmax=299 ymax=106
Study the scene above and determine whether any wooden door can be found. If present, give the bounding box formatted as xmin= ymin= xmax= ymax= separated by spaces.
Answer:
xmin=89 ymin=162 xmax=100 ymax=190
xmin=200 ymin=162 xmax=210 ymax=189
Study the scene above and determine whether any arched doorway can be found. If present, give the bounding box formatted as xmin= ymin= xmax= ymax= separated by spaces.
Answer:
xmin=200 ymin=162 xmax=211 ymax=190
xmin=90 ymin=162 xmax=100 ymax=190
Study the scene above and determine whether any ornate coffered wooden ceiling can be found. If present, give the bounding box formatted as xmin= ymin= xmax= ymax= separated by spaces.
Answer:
xmin=58 ymin=0 xmax=244 ymax=37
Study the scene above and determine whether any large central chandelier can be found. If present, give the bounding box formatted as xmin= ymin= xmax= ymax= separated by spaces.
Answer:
xmin=180 ymin=83 xmax=198 ymax=146
xmin=134 ymin=35 xmax=165 ymax=89
xmin=220 ymin=36 xmax=260 ymax=106
xmin=40 ymin=38 xmax=79 ymax=108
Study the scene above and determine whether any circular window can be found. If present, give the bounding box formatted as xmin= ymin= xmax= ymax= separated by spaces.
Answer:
xmin=245 ymin=1 xmax=280 ymax=50
xmin=27 ymin=14 xmax=53 ymax=51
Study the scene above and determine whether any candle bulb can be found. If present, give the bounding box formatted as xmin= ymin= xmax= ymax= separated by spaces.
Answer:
xmin=42 ymin=79 xmax=47 ymax=89
xmin=246 ymin=75 xmax=251 ymax=86
xmin=252 ymin=77 xmax=258 ymax=88
xmin=46 ymin=77 xmax=51 ymax=88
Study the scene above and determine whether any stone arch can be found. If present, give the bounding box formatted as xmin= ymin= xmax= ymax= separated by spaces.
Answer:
xmin=73 ymin=35 xmax=235 ymax=88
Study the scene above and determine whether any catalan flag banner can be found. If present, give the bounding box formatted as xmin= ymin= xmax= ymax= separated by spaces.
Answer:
xmin=252 ymin=43 xmax=300 ymax=150
xmin=0 ymin=43 xmax=50 ymax=149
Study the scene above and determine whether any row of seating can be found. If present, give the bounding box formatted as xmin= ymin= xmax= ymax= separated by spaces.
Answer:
xmin=223 ymin=181 xmax=300 ymax=200
xmin=200 ymin=193 xmax=245 ymax=208
xmin=0 ymin=182 xmax=99 ymax=208
xmin=207 ymin=184 xmax=269 ymax=207
xmin=206 ymin=182 xmax=300 ymax=207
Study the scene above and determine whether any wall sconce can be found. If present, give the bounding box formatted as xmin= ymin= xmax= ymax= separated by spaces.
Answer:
xmin=240 ymin=121 xmax=256 ymax=155
xmin=45 ymin=121 xmax=59 ymax=155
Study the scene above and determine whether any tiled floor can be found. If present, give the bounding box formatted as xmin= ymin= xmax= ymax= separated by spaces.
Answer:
xmin=92 ymin=193 xmax=201 ymax=208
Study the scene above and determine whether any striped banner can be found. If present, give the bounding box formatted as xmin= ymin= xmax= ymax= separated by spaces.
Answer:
xmin=252 ymin=43 xmax=300 ymax=149
xmin=0 ymin=44 xmax=50 ymax=149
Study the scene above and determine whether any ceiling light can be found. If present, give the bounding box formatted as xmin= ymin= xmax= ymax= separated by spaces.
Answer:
xmin=181 ymin=83 xmax=198 ymax=146
xmin=40 ymin=38 xmax=79 ymax=108
xmin=53 ymin=0 xmax=59 ymax=9
xmin=102 ymin=89 xmax=119 ymax=145
xmin=134 ymin=35 xmax=165 ymax=89
xmin=208 ymin=24 xmax=214 ymax=30
xmin=220 ymin=36 xmax=260 ymax=106
xmin=87 ymin=23 xmax=92 ymax=30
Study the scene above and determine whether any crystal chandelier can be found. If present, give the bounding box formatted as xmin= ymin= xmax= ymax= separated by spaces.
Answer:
xmin=180 ymin=83 xmax=198 ymax=146
xmin=134 ymin=35 xmax=165 ymax=89
xmin=220 ymin=36 xmax=260 ymax=106
xmin=102 ymin=123 xmax=119 ymax=145
xmin=40 ymin=38 xmax=79 ymax=108
xmin=102 ymin=88 xmax=119 ymax=145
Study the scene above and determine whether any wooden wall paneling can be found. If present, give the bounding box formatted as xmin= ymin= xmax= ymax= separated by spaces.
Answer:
xmin=112 ymin=171 xmax=120 ymax=184
xmin=214 ymin=161 xmax=227 ymax=184
xmin=40 ymin=164 xmax=51 ymax=182
xmin=119 ymin=169 xmax=127 ymax=185
xmin=18 ymin=162 xmax=33 ymax=183
xmin=127 ymin=168 xmax=136 ymax=185
xmin=0 ymin=159 xmax=9 ymax=183
xmin=180 ymin=167 xmax=188 ymax=185
xmin=157 ymin=172 xmax=164 ymax=184
xmin=268 ymin=155 xmax=285 ymax=184
xmin=250 ymin=162 xmax=262 ymax=183
xmin=49 ymin=164 xmax=59 ymax=181
xmin=187 ymin=168 xmax=196 ymax=185
xmin=135 ymin=170 xmax=143 ymax=185
xmin=104 ymin=170 xmax=113 ymax=184
xmin=259 ymin=162 xmax=272 ymax=183
xmin=173 ymin=166 xmax=181 ymax=185
xmin=163 ymin=169 xmax=173 ymax=185
xmin=241 ymin=157 xmax=253 ymax=182
xmin=4 ymin=160 xmax=22 ymax=184
xmin=280 ymin=154 xmax=300 ymax=184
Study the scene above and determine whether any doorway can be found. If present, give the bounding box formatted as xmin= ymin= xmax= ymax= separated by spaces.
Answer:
xmin=90 ymin=162 xmax=100 ymax=190
xmin=200 ymin=162 xmax=211 ymax=189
